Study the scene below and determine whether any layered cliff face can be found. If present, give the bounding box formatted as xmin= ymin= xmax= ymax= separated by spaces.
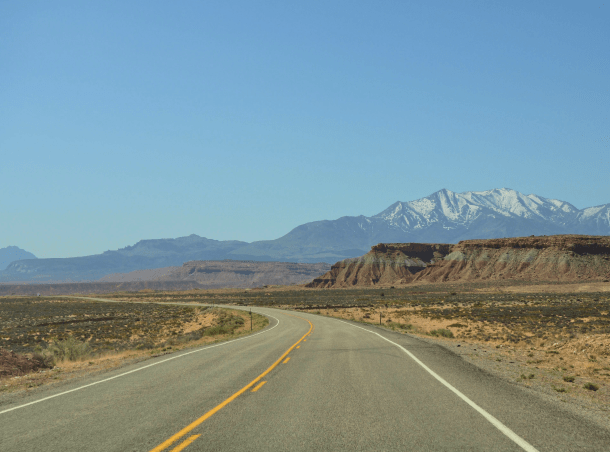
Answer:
xmin=308 ymin=236 xmax=610 ymax=288
xmin=307 ymin=243 xmax=451 ymax=288
xmin=413 ymin=235 xmax=610 ymax=283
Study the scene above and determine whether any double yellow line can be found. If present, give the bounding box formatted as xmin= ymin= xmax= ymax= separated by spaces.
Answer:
xmin=150 ymin=316 xmax=313 ymax=452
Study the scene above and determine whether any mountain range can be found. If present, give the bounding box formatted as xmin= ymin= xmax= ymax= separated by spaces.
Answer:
xmin=2 ymin=188 xmax=609 ymax=282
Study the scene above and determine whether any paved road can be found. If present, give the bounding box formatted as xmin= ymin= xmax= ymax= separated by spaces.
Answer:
xmin=2 ymin=305 xmax=610 ymax=451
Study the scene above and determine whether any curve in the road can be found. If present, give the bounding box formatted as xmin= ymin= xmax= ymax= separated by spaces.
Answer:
xmin=334 ymin=319 xmax=539 ymax=452
xmin=151 ymin=314 xmax=313 ymax=452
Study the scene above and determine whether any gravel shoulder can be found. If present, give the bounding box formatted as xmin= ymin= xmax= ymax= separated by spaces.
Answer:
xmin=412 ymin=333 xmax=610 ymax=432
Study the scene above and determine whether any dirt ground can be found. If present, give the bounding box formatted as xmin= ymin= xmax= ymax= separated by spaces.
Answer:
xmin=0 ymin=297 xmax=268 ymax=395
xmin=479 ymin=281 xmax=610 ymax=294
xmin=0 ymin=296 xmax=210 ymax=355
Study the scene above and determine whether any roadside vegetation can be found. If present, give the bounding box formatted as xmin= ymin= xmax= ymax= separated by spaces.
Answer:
xmin=0 ymin=296 xmax=267 ymax=394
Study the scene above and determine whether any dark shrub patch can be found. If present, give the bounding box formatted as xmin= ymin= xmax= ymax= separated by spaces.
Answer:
xmin=583 ymin=382 xmax=599 ymax=391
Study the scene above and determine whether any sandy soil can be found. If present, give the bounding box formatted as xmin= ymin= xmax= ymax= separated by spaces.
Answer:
xmin=480 ymin=281 xmax=610 ymax=294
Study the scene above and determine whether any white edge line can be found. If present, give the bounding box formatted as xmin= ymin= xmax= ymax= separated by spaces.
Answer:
xmin=0 ymin=311 xmax=279 ymax=415
xmin=334 ymin=318 xmax=539 ymax=452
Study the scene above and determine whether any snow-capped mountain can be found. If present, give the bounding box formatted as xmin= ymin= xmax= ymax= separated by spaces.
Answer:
xmin=373 ymin=188 xmax=580 ymax=233
xmin=573 ymin=204 xmax=610 ymax=234
xmin=373 ymin=187 xmax=609 ymax=240
xmin=231 ymin=188 xmax=610 ymax=261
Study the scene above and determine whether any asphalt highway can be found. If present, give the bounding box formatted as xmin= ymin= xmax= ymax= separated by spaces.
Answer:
xmin=2 ymin=305 xmax=610 ymax=451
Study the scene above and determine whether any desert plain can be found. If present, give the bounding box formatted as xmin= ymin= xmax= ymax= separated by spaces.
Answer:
xmin=2 ymin=235 xmax=610 ymax=428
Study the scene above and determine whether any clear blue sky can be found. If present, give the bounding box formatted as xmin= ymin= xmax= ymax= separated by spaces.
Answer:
xmin=1 ymin=1 xmax=609 ymax=258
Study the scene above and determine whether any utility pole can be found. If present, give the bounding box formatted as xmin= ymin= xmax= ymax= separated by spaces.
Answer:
xmin=380 ymin=311 xmax=382 ymax=325
xmin=250 ymin=308 xmax=253 ymax=331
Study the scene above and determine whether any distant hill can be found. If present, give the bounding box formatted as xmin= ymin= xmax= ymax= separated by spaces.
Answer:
xmin=0 ymin=246 xmax=36 ymax=270
xmin=97 ymin=267 xmax=180 ymax=282
xmin=100 ymin=260 xmax=331 ymax=288
xmin=0 ymin=260 xmax=331 ymax=295
xmin=0 ymin=235 xmax=251 ymax=282
xmin=155 ymin=260 xmax=331 ymax=288
xmin=2 ymin=188 xmax=609 ymax=282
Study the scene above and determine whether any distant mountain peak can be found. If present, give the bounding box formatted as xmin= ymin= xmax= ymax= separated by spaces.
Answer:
xmin=377 ymin=188 xmax=581 ymax=226
xmin=0 ymin=246 xmax=37 ymax=271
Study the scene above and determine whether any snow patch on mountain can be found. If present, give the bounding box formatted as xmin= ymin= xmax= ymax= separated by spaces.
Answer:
xmin=370 ymin=188 xmax=586 ymax=235
xmin=579 ymin=205 xmax=606 ymax=219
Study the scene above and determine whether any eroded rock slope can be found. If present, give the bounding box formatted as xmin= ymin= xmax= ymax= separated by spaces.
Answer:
xmin=308 ymin=235 xmax=610 ymax=287
xmin=414 ymin=235 xmax=610 ymax=283
xmin=307 ymin=243 xmax=451 ymax=288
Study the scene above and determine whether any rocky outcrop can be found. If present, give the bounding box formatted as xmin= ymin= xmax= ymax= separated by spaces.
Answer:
xmin=307 ymin=243 xmax=451 ymax=288
xmin=308 ymin=235 xmax=610 ymax=288
xmin=413 ymin=235 xmax=610 ymax=283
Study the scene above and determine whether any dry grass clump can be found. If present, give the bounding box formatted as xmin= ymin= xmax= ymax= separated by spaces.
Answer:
xmin=202 ymin=309 xmax=245 ymax=336
xmin=429 ymin=328 xmax=454 ymax=338
xmin=386 ymin=322 xmax=413 ymax=331
xmin=33 ymin=337 xmax=93 ymax=367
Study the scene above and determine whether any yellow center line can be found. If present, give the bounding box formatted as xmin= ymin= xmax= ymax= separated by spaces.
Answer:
xmin=150 ymin=315 xmax=313 ymax=452
xmin=170 ymin=435 xmax=200 ymax=452
xmin=251 ymin=381 xmax=266 ymax=392
xmin=283 ymin=357 xmax=290 ymax=364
